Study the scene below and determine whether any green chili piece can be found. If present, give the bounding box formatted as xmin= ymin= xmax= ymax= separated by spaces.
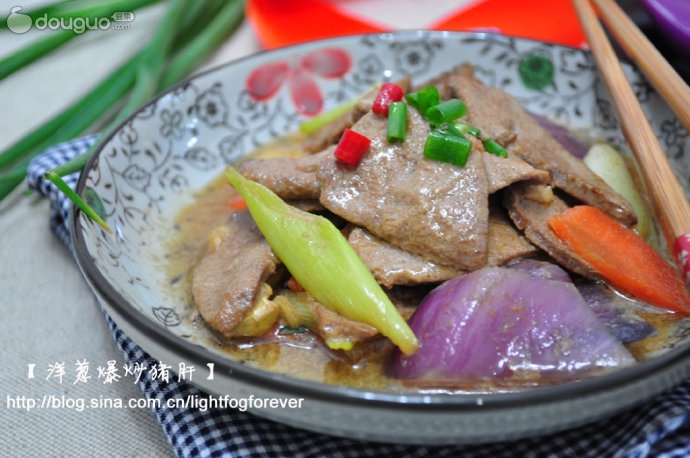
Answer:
xmin=483 ymin=138 xmax=509 ymax=157
xmin=386 ymin=101 xmax=407 ymax=142
xmin=425 ymin=99 xmax=467 ymax=127
xmin=423 ymin=130 xmax=473 ymax=166
xmin=225 ymin=167 xmax=419 ymax=356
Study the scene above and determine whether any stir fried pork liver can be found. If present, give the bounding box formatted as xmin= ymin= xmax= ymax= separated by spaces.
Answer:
xmin=449 ymin=75 xmax=638 ymax=227
xmin=194 ymin=64 xmax=642 ymax=344
xmin=483 ymin=152 xmax=549 ymax=193
xmin=503 ymin=181 xmax=600 ymax=280
xmin=347 ymin=226 xmax=463 ymax=288
xmin=237 ymin=148 xmax=329 ymax=200
xmin=318 ymin=107 xmax=490 ymax=271
xmin=348 ymin=212 xmax=537 ymax=288
xmin=191 ymin=210 xmax=278 ymax=338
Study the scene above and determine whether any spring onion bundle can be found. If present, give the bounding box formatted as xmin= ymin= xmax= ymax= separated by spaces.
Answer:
xmin=0 ymin=0 xmax=245 ymax=212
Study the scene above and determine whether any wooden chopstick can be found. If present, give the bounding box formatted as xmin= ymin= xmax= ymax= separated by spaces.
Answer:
xmin=572 ymin=0 xmax=690 ymax=285
xmin=589 ymin=0 xmax=690 ymax=134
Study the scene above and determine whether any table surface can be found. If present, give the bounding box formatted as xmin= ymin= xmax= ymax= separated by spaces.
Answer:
xmin=0 ymin=0 xmax=683 ymax=456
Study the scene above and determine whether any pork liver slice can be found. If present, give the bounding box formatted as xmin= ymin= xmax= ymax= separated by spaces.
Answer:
xmin=318 ymin=107 xmax=490 ymax=271
xmin=451 ymin=75 xmax=637 ymax=227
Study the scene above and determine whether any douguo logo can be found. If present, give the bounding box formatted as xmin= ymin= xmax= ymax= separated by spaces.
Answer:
xmin=7 ymin=6 xmax=32 ymax=34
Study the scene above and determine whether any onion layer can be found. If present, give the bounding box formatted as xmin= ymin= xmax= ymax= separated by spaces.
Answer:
xmin=390 ymin=266 xmax=636 ymax=381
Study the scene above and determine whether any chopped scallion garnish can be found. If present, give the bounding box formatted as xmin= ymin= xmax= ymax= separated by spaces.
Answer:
xmin=425 ymin=99 xmax=467 ymax=127
xmin=405 ymin=85 xmax=439 ymax=116
xmin=423 ymin=129 xmax=472 ymax=166
xmin=454 ymin=122 xmax=482 ymax=138
xmin=483 ymin=138 xmax=508 ymax=157
xmin=386 ymin=101 xmax=407 ymax=142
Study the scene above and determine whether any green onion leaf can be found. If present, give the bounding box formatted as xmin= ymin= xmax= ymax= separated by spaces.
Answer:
xmin=386 ymin=101 xmax=407 ymax=143
xmin=44 ymin=170 xmax=112 ymax=233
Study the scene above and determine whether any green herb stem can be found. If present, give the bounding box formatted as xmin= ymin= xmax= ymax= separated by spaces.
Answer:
xmin=405 ymin=85 xmax=439 ymax=116
xmin=453 ymin=122 xmax=481 ymax=138
xmin=45 ymin=0 xmax=188 ymax=207
xmin=0 ymin=0 xmax=163 ymax=81
xmin=0 ymin=166 xmax=28 ymax=201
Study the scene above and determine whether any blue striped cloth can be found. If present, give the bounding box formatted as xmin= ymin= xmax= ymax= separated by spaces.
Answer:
xmin=26 ymin=137 xmax=690 ymax=457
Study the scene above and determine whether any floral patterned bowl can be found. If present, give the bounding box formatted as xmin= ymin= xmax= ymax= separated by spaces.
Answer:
xmin=71 ymin=31 xmax=690 ymax=444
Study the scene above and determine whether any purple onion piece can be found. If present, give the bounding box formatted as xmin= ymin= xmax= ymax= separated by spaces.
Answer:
xmin=530 ymin=112 xmax=591 ymax=159
xmin=390 ymin=267 xmax=636 ymax=381
xmin=577 ymin=282 xmax=658 ymax=344
xmin=507 ymin=258 xmax=655 ymax=344
xmin=504 ymin=257 xmax=572 ymax=283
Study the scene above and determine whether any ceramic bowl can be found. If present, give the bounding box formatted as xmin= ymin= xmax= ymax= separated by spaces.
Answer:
xmin=71 ymin=31 xmax=690 ymax=444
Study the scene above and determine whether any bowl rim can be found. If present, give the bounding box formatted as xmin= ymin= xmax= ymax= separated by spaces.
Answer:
xmin=70 ymin=29 xmax=690 ymax=413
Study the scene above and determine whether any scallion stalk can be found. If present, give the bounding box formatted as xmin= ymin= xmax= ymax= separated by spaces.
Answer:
xmin=298 ymin=84 xmax=375 ymax=136
xmin=0 ymin=30 xmax=77 ymax=81
xmin=161 ymin=0 xmax=244 ymax=87
xmin=44 ymin=0 xmax=188 ymax=195
xmin=0 ymin=0 xmax=245 ymax=210
xmin=48 ymin=0 xmax=243 ymax=181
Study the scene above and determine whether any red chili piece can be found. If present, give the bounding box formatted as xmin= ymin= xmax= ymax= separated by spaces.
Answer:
xmin=333 ymin=129 xmax=371 ymax=166
xmin=372 ymin=82 xmax=405 ymax=116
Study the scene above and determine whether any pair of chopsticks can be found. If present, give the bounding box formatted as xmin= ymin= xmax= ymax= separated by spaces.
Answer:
xmin=572 ymin=0 xmax=690 ymax=286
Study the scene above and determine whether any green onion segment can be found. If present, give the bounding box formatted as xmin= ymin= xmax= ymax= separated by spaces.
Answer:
xmin=425 ymin=99 xmax=467 ymax=127
xmin=423 ymin=129 xmax=473 ymax=166
xmin=386 ymin=101 xmax=407 ymax=142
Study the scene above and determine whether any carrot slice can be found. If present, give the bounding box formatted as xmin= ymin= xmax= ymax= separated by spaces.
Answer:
xmin=228 ymin=194 xmax=248 ymax=211
xmin=548 ymin=205 xmax=690 ymax=315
